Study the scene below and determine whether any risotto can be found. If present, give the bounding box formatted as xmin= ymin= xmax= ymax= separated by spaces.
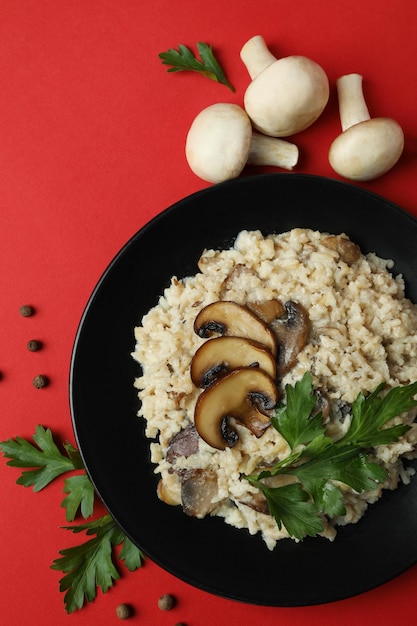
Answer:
xmin=132 ymin=228 xmax=417 ymax=549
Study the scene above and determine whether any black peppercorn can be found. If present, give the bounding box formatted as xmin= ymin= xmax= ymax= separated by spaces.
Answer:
xmin=19 ymin=304 xmax=35 ymax=317
xmin=32 ymin=374 xmax=49 ymax=389
xmin=27 ymin=339 xmax=42 ymax=352
xmin=158 ymin=594 xmax=176 ymax=611
xmin=115 ymin=603 xmax=133 ymax=619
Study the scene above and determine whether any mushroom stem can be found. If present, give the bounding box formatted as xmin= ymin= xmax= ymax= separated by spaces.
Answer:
xmin=329 ymin=72 xmax=404 ymax=181
xmin=240 ymin=35 xmax=277 ymax=79
xmin=247 ymin=133 xmax=299 ymax=170
xmin=337 ymin=74 xmax=371 ymax=131
xmin=185 ymin=103 xmax=299 ymax=184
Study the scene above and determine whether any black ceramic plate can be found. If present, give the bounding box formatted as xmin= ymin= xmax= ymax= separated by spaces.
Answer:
xmin=70 ymin=174 xmax=417 ymax=607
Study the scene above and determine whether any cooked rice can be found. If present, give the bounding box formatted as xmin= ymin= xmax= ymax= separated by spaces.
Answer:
xmin=132 ymin=228 xmax=417 ymax=549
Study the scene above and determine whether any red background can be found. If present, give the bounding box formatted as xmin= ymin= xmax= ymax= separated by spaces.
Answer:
xmin=1 ymin=1 xmax=417 ymax=624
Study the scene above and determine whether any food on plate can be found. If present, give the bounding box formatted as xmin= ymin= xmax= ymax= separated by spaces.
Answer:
xmin=132 ymin=228 xmax=417 ymax=549
xmin=193 ymin=300 xmax=277 ymax=355
xmin=240 ymin=35 xmax=329 ymax=137
xmin=185 ymin=103 xmax=298 ymax=183
xmin=329 ymin=73 xmax=404 ymax=181
xmin=194 ymin=366 xmax=278 ymax=449
xmin=190 ymin=335 xmax=277 ymax=388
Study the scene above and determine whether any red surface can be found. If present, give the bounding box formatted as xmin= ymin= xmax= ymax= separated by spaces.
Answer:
xmin=1 ymin=1 xmax=417 ymax=624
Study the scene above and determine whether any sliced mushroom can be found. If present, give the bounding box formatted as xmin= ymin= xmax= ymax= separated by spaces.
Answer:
xmin=166 ymin=424 xmax=199 ymax=466
xmin=180 ymin=468 xmax=219 ymax=518
xmin=313 ymin=389 xmax=331 ymax=422
xmin=246 ymin=299 xmax=285 ymax=324
xmin=190 ymin=336 xmax=277 ymax=389
xmin=194 ymin=367 xmax=278 ymax=450
xmin=157 ymin=477 xmax=182 ymax=506
xmin=239 ymin=491 xmax=270 ymax=515
xmin=333 ymin=399 xmax=352 ymax=424
xmin=269 ymin=301 xmax=310 ymax=376
xmin=321 ymin=235 xmax=361 ymax=265
xmin=194 ymin=301 xmax=277 ymax=357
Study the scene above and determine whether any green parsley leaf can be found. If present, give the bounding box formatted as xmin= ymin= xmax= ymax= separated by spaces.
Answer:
xmin=119 ymin=534 xmax=144 ymax=571
xmin=339 ymin=381 xmax=417 ymax=447
xmin=0 ymin=424 xmax=84 ymax=491
xmin=64 ymin=441 xmax=84 ymax=468
xmin=62 ymin=474 xmax=95 ymax=522
xmin=316 ymin=481 xmax=346 ymax=517
xmin=52 ymin=516 xmax=120 ymax=613
xmin=247 ymin=373 xmax=417 ymax=540
xmin=51 ymin=514 xmax=144 ymax=614
xmin=300 ymin=433 xmax=333 ymax=458
xmin=159 ymin=42 xmax=235 ymax=91
xmin=1 ymin=425 xmax=145 ymax=612
xmin=271 ymin=372 xmax=326 ymax=450
xmin=247 ymin=479 xmax=323 ymax=540
xmin=288 ymin=445 xmax=387 ymax=498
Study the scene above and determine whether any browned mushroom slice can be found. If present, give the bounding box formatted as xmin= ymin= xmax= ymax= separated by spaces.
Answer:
xmin=166 ymin=424 xmax=199 ymax=466
xmin=193 ymin=301 xmax=277 ymax=357
xmin=157 ymin=478 xmax=182 ymax=506
xmin=246 ymin=298 xmax=285 ymax=324
xmin=321 ymin=234 xmax=361 ymax=264
xmin=190 ymin=336 xmax=277 ymax=389
xmin=313 ymin=389 xmax=331 ymax=422
xmin=269 ymin=301 xmax=310 ymax=376
xmin=334 ymin=399 xmax=352 ymax=423
xmin=194 ymin=367 xmax=278 ymax=450
xmin=238 ymin=491 xmax=270 ymax=514
xmin=180 ymin=468 xmax=219 ymax=518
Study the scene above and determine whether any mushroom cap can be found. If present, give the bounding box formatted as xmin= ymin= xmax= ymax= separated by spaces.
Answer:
xmin=193 ymin=300 xmax=277 ymax=356
xmin=268 ymin=300 xmax=310 ymax=376
xmin=185 ymin=103 xmax=252 ymax=183
xmin=194 ymin=367 xmax=278 ymax=450
xmin=190 ymin=335 xmax=277 ymax=388
xmin=180 ymin=469 xmax=219 ymax=518
xmin=328 ymin=117 xmax=404 ymax=181
xmin=243 ymin=56 xmax=329 ymax=137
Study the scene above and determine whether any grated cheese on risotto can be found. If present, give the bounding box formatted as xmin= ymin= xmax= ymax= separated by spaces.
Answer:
xmin=132 ymin=229 xmax=417 ymax=550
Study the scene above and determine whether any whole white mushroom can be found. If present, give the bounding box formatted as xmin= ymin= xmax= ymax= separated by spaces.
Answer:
xmin=328 ymin=73 xmax=404 ymax=181
xmin=240 ymin=35 xmax=330 ymax=137
xmin=185 ymin=102 xmax=299 ymax=184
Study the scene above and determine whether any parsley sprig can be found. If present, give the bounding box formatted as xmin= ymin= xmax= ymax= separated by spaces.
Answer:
xmin=0 ymin=425 xmax=143 ymax=613
xmin=159 ymin=42 xmax=235 ymax=91
xmin=0 ymin=424 xmax=84 ymax=492
xmin=52 ymin=515 xmax=143 ymax=613
xmin=246 ymin=373 xmax=417 ymax=540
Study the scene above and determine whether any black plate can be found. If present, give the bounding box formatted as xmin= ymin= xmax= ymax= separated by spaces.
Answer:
xmin=70 ymin=174 xmax=417 ymax=606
